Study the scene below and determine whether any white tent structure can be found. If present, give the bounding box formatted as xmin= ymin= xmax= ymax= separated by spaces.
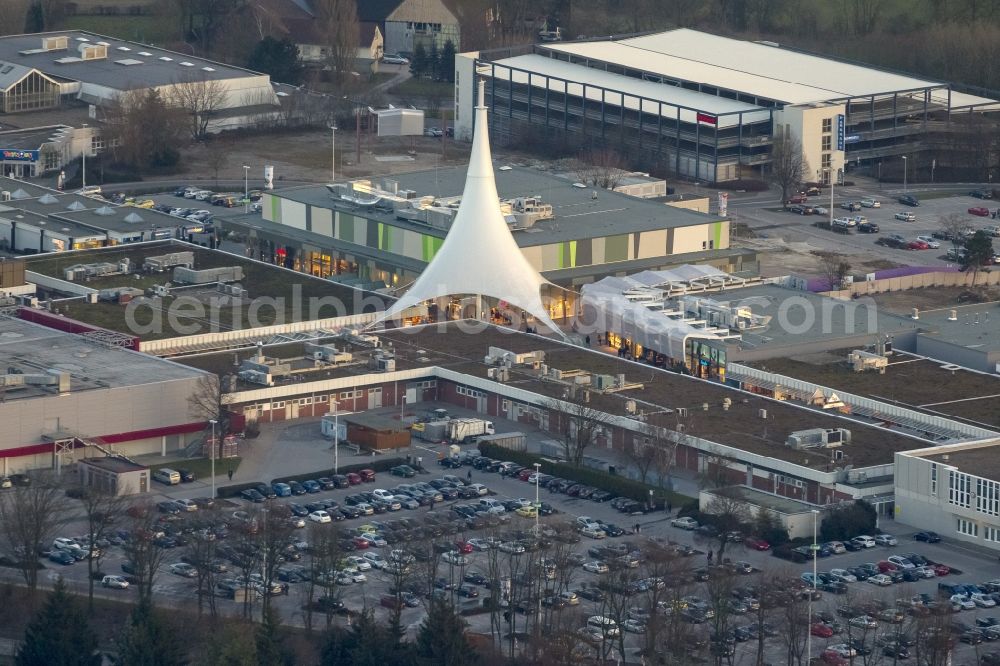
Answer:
xmin=580 ymin=265 xmax=753 ymax=359
xmin=380 ymin=80 xmax=561 ymax=333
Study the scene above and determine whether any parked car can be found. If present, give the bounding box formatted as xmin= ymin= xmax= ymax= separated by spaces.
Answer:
xmin=971 ymin=189 xmax=993 ymax=199
xmin=969 ymin=206 xmax=991 ymax=217
xmin=914 ymin=531 xmax=941 ymax=543
xmin=898 ymin=194 xmax=920 ymax=206
xmin=671 ymin=517 xmax=699 ymax=530
xmin=381 ymin=54 xmax=410 ymax=65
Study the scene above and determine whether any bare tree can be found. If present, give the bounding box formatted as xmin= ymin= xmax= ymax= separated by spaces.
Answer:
xmin=547 ymin=392 xmax=613 ymax=467
xmin=818 ymin=252 xmax=853 ymax=291
xmin=0 ymin=0 xmax=29 ymax=35
xmin=573 ymin=147 xmax=628 ymax=190
xmin=303 ymin=524 xmax=343 ymax=629
xmin=622 ymin=433 xmax=660 ymax=485
xmin=768 ymin=134 xmax=809 ymax=209
xmin=315 ymin=0 xmax=359 ymax=85
xmin=188 ymin=374 xmax=229 ymax=452
xmin=701 ymin=488 xmax=753 ymax=562
xmin=102 ymin=88 xmax=185 ymax=170
xmin=77 ymin=484 xmax=130 ymax=611
xmin=939 ymin=212 xmax=971 ymax=252
xmin=850 ymin=0 xmax=885 ymax=34
xmin=205 ymin=138 xmax=230 ymax=188
xmin=121 ymin=499 xmax=168 ymax=606
xmin=258 ymin=504 xmax=294 ymax=618
xmin=182 ymin=517 xmax=221 ymax=618
xmin=228 ymin=508 xmax=264 ymax=619
xmin=699 ymin=446 xmax=738 ymax=490
xmin=170 ymin=75 xmax=228 ymax=141
xmin=778 ymin=585 xmax=811 ymax=666
xmin=0 ymin=473 xmax=66 ymax=597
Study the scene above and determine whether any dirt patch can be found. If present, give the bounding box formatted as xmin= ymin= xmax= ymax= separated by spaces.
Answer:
xmin=869 ymin=286 xmax=1000 ymax=315
xmin=178 ymin=129 xmax=471 ymax=184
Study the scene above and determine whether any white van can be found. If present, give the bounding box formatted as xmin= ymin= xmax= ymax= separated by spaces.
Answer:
xmin=860 ymin=198 xmax=881 ymax=208
xmin=153 ymin=468 xmax=181 ymax=485
xmin=587 ymin=615 xmax=621 ymax=637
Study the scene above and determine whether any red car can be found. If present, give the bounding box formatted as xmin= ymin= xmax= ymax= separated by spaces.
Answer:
xmin=454 ymin=541 xmax=474 ymax=554
xmin=517 ymin=468 xmax=533 ymax=481
xmin=359 ymin=469 xmax=376 ymax=482
xmin=932 ymin=563 xmax=950 ymax=576
xmin=351 ymin=536 xmax=370 ymax=549
xmin=877 ymin=560 xmax=899 ymax=573
xmin=345 ymin=472 xmax=362 ymax=485
xmin=811 ymin=623 xmax=834 ymax=638
xmin=907 ymin=240 xmax=930 ymax=250
xmin=969 ymin=206 xmax=991 ymax=217
xmin=744 ymin=537 xmax=770 ymax=551
xmin=788 ymin=193 xmax=808 ymax=204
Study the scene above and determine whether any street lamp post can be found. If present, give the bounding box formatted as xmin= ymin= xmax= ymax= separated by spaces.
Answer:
xmin=822 ymin=168 xmax=834 ymax=229
xmin=242 ymin=165 xmax=250 ymax=214
xmin=330 ymin=125 xmax=338 ymax=184
xmin=533 ymin=462 xmax=541 ymax=535
xmin=332 ymin=399 xmax=340 ymax=474
xmin=209 ymin=419 xmax=217 ymax=499
xmin=81 ymin=124 xmax=88 ymax=190
xmin=902 ymin=156 xmax=908 ymax=193
xmin=807 ymin=509 xmax=820 ymax=662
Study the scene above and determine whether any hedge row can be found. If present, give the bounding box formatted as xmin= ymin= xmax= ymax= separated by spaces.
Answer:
xmin=477 ymin=442 xmax=694 ymax=510
xmin=215 ymin=457 xmax=407 ymax=498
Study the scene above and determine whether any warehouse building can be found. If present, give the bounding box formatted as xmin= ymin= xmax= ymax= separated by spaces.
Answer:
xmin=0 ymin=316 xmax=207 ymax=474
xmin=457 ymin=29 xmax=1000 ymax=183
xmin=0 ymin=31 xmax=278 ymax=128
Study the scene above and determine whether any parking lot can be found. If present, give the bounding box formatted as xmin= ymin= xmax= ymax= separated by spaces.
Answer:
xmin=16 ymin=438 xmax=1000 ymax=665
xmin=733 ymin=182 xmax=1000 ymax=273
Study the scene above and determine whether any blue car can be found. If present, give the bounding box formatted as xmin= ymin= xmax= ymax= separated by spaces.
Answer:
xmin=49 ymin=550 xmax=75 ymax=565
xmin=272 ymin=482 xmax=292 ymax=498
xmin=302 ymin=480 xmax=322 ymax=494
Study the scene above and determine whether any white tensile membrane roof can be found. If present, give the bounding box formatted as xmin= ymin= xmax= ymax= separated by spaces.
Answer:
xmin=580 ymin=265 xmax=742 ymax=359
xmin=380 ymin=81 xmax=561 ymax=333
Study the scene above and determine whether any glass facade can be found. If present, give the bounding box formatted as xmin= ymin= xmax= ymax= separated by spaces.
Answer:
xmin=0 ymin=71 xmax=59 ymax=113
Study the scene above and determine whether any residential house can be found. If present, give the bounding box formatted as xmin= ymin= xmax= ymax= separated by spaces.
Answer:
xmin=358 ymin=0 xmax=460 ymax=55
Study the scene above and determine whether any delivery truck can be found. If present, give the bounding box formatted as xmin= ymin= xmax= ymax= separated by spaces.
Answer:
xmin=447 ymin=418 xmax=495 ymax=443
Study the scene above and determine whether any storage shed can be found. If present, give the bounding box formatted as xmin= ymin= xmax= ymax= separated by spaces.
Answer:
xmin=344 ymin=413 xmax=410 ymax=451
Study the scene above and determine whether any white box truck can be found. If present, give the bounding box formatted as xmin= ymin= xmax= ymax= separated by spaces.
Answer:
xmin=447 ymin=418 xmax=495 ymax=443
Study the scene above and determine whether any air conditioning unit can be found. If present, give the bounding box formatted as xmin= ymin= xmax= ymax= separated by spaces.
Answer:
xmin=1 ymin=191 xmax=10 ymax=201
xmin=676 ymin=407 xmax=688 ymax=417
xmin=758 ymin=409 xmax=768 ymax=419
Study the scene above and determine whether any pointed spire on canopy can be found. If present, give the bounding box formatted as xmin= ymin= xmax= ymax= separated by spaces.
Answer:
xmin=380 ymin=79 xmax=560 ymax=333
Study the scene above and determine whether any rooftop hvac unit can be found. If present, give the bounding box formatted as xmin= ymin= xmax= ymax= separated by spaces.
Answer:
xmin=676 ymin=407 xmax=688 ymax=417
xmin=625 ymin=400 xmax=636 ymax=414
xmin=758 ymin=409 xmax=768 ymax=419
xmin=1 ymin=191 xmax=10 ymax=202
xmin=42 ymin=36 xmax=68 ymax=51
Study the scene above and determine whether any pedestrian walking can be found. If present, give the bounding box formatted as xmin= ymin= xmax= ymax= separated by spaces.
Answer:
xmin=227 ymin=468 xmax=233 ymax=481
xmin=282 ymin=583 xmax=289 ymax=596
xmin=466 ymin=469 xmax=472 ymax=483
xmin=585 ymin=334 xmax=591 ymax=346
xmin=667 ymin=501 xmax=673 ymax=514
xmin=429 ymin=498 xmax=435 ymax=511
xmin=707 ymin=551 xmax=713 ymax=564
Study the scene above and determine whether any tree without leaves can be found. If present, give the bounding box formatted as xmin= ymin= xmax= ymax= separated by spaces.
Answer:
xmin=77 ymin=484 xmax=130 ymax=611
xmin=0 ymin=0 xmax=29 ymax=36
xmin=623 ymin=432 xmax=661 ymax=485
xmin=548 ymin=390 xmax=613 ymax=467
xmin=314 ymin=0 xmax=358 ymax=85
xmin=573 ymin=146 xmax=628 ymax=190
xmin=701 ymin=487 xmax=753 ymax=562
xmin=103 ymin=89 xmax=184 ymax=170
xmin=768 ymin=134 xmax=809 ymax=209
xmin=120 ymin=500 xmax=168 ymax=606
xmin=16 ymin=578 xmax=101 ymax=666
xmin=939 ymin=212 xmax=971 ymax=252
xmin=170 ymin=75 xmax=228 ymax=141
xmin=0 ymin=472 xmax=67 ymax=596
xmin=182 ymin=511 xmax=221 ymax=618
xmin=818 ymin=253 xmax=852 ymax=291
xmin=303 ymin=524 xmax=343 ymax=630
xmin=257 ymin=505 xmax=295 ymax=619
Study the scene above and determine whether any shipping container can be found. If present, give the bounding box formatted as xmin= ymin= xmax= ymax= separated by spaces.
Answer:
xmin=475 ymin=431 xmax=527 ymax=452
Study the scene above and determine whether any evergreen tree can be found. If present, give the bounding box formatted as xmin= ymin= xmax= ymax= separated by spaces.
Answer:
xmin=115 ymin=599 xmax=187 ymax=666
xmin=199 ymin=620 xmax=257 ymax=666
xmin=410 ymin=42 xmax=428 ymax=78
xmin=440 ymin=40 xmax=457 ymax=84
xmin=319 ymin=626 xmax=351 ymax=666
xmin=246 ymin=37 xmax=304 ymax=85
xmin=415 ymin=599 xmax=476 ymax=666
xmin=255 ymin=606 xmax=292 ymax=666
xmin=16 ymin=578 xmax=101 ymax=666
xmin=428 ymin=41 xmax=440 ymax=81
xmin=348 ymin=609 xmax=412 ymax=666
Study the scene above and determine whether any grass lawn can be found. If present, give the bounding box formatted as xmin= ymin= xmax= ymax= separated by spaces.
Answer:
xmin=389 ymin=76 xmax=453 ymax=100
xmin=149 ymin=456 xmax=242 ymax=479
xmin=63 ymin=15 xmax=181 ymax=44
